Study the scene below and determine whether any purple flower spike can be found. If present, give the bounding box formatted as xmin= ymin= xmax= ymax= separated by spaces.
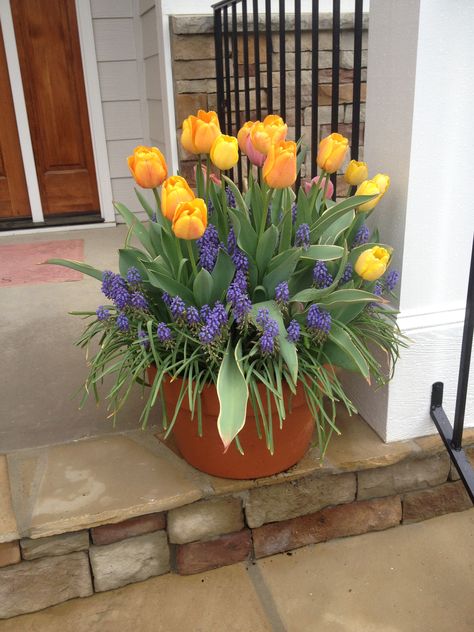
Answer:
xmin=295 ymin=223 xmax=310 ymax=249
xmin=257 ymin=310 xmax=279 ymax=354
xmin=339 ymin=264 xmax=353 ymax=286
xmin=157 ymin=322 xmax=172 ymax=343
xmin=96 ymin=306 xmax=110 ymax=321
xmin=111 ymin=276 xmax=130 ymax=309
xmin=186 ymin=306 xmax=200 ymax=326
xmin=162 ymin=292 xmax=172 ymax=307
xmin=313 ymin=261 xmax=333 ymax=289
xmin=385 ymin=269 xmax=400 ymax=291
xmin=197 ymin=224 xmax=220 ymax=272
xmin=286 ymin=319 xmax=301 ymax=343
xmin=225 ymin=186 xmax=236 ymax=208
xmin=373 ymin=281 xmax=383 ymax=297
xmin=126 ymin=267 xmax=142 ymax=284
xmin=116 ymin=312 xmax=129 ymax=332
xmin=130 ymin=292 xmax=148 ymax=310
xmin=227 ymin=227 xmax=237 ymax=255
xmin=101 ymin=270 xmax=115 ymax=299
xmin=352 ymin=224 xmax=370 ymax=248
xmin=275 ymin=281 xmax=290 ymax=304
xmin=307 ymin=304 xmax=332 ymax=336
xmin=138 ymin=330 xmax=149 ymax=349
xmin=232 ymin=293 xmax=252 ymax=324
xmin=232 ymin=249 xmax=249 ymax=273
xmin=170 ymin=296 xmax=186 ymax=320
xmin=291 ymin=202 xmax=297 ymax=224
xmin=260 ymin=331 xmax=275 ymax=354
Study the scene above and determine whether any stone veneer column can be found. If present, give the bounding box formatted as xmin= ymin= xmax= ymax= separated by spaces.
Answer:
xmin=342 ymin=0 xmax=474 ymax=441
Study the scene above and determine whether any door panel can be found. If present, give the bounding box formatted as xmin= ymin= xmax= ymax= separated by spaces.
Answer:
xmin=0 ymin=23 xmax=31 ymax=219
xmin=11 ymin=0 xmax=100 ymax=216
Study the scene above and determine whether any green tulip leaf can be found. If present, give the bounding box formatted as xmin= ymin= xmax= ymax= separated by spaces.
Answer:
xmin=301 ymin=245 xmax=345 ymax=261
xmin=210 ymin=250 xmax=235 ymax=303
xmin=114 ymin=202 xmax=156 ymax=257
xmin=256 ymin=225 xmax=279 ymax=278
xmin=44 ymin=259 xmax=103 ymax=281
xmin=327 ymin=322 xmax=370 ymax=381
xmin=193 ymin=268 xmax=214 ymax=307
xmin=217 ymin=339 xmax=249 ymax=451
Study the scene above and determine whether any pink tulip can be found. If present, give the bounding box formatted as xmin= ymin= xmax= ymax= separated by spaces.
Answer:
xmin=303 ymin=175 xmax=334 ymax=199
xmin=245 ymin=135 xmax=266 ymax=167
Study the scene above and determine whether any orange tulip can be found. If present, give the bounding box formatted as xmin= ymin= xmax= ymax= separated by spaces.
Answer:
xmin=263 ymin=140 xmax=297 ymax=189
xmin=317 ymin=133 xmax=349 ymax=174
xmin=127 ymin=146 xmax=167 ymax=188
xmin=250 ymin=115 xmax=288 ymax=155
xmin=210 ymin=134 xmax=239 ymax=171
xmin=172 ymin=198 xmax=208 ymax=240
xmin=180 ymin=110 xmax=221 ymax=154
xmin=237 ymin=121 xmax=254 ymax=154
xmin=162 ymin=176 xmax=195 ymax=221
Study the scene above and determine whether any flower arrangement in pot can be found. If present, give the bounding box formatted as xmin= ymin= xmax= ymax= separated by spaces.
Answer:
xmin=50 ymin=110 xmax=405 ymax=480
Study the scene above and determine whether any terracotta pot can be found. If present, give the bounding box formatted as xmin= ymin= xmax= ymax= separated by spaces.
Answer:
xmin=147 ymin=366 xmax=315 ymax=479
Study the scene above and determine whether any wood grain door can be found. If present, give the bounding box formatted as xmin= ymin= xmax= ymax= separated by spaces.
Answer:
xmin=0 ymin=23 xmax=31 ymax=219
xmin=11 ymin=0 xmax=100 ymax=217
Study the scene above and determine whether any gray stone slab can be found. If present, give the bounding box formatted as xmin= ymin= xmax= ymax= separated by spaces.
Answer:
xmin=168 ymin=497 xmax=244 ymax=544
xmin=90 ymin=531 xmax=170 ymax=592
xmin=20 ymin=530 xmax=89 ymax=560
xmin=0 ymin=552 xmax=92 ymax=619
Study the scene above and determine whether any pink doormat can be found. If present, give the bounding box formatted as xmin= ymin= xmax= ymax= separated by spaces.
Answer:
xmin=0 ymin=239 xmax=84 ymax=287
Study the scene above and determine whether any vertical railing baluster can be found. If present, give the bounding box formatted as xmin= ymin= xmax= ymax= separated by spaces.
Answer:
xmin=253 ymin=0 xmax=261 ymax=119
xmin=231 ymin=2 xmax=243 ymax=186
xmin=242 ymin=0 xmax=251 ymax=121
xmin=279 ymin=0 xmax=286 ymax=119
xmin=351 ymin=0 xmax=363 ymax=160
xmin=330 ymin=0 xmax=341 ymax=197
xmin=223 ymin=7 xmax=232 ymax=135
xmin=214 ymin=8 xmax=226 ymax=130
xmin=265 ymin=0 xmax=273 ymax=114
xmin=294 ymin=0 xmax=301 ymax=189
xmin=310 ymin=0 xmax=319 ymax=177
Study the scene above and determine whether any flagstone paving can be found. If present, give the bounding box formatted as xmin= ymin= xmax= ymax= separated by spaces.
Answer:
xmin=1 ymin=509 xmax=472 ymax=632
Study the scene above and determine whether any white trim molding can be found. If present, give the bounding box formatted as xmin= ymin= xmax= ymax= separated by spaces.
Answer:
xmin=75 ymin=0 xmax=115 ymax=224
xmin=0 ymin=0 xmax=43 ymax=223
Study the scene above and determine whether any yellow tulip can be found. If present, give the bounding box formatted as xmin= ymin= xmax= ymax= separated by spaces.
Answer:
xmin=127 ymin=146 xmax=167 ymax=189
xmin=210 ymin=134 xmax=239 ymax=171
xmin=237 ymin=121 xmax=254 ymax=154
xmin=372 ymin=173 xmax=390 ymax=196
xmin=355 ymin=246 xmax=390 ymax=281
xmin=172 ymin=198 xmax=208 ymax=240
xmin=355 ymin=180 xmax=381 ymax=212
xmin=250 ymin=115 xmax=288 ymax=155
xmin=317 ymin=133 xmax=349 ymax=174
xmin=344 ymin=160 xmax=368 ymax=186
xmin=162 ymin=176 xmax=195 ymax=221
xmin=263 ymin=140 xmax=297 ymax=189
xmin=180 ymin=110 xmax=221 ymax=154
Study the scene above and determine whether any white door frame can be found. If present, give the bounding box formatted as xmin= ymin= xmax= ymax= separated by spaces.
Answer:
xmin=0 ymin=0 xmax=115 ymax=225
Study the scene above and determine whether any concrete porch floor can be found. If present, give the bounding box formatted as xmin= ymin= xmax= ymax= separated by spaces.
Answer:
xmin=1 ymin=509 xmax=473 ymax=632
xmin=0 ymin=225 xmax=153 ymax=453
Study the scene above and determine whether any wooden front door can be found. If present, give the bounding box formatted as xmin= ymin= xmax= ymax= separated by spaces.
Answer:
xmin=10 ymin=0 xmax=100 ymax=217
xmin=0 ymin=23 xmax=31 ymax=219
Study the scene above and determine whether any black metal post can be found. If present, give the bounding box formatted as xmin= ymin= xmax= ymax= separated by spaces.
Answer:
xmin=279 ymin=0 xmax=286 ymax=119
xmin=310 ymin=0 xmax=319 ymax=177
xmin=265 ymin=0 xmax=273 ymax=114
xmin=214 ymin=8 xmax=226 ymax=129
xmin=452 ymin=236 xmax=474 ymax=449
xmin=242 ymin=0 xmax=251 ymax=121
xmin=223 ymin=7 xmax=233 ymax=135
xmin=351 ymin=0 xmax=363 ymax=160
xmin=330 ymin=0 xmax=341 ymax=198
xmin=294 ymin=0 xmax=302 ymax=189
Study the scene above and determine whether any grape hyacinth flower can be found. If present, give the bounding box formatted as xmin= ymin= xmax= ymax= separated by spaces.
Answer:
xmin=96 ymin=306 xmax=110 ymax=321
xmin=198 ymin=302 xmax=228 ymax=345
xmin=286 ymin=319 xmax=301 ymax=343
xmin=162 ymin=292 xmax=172 ymax=308
xmin=291 ymin=202 xmax=297 ymax=224
xmin=186 ymin=306 xmax=200 ymax=326
xmin=275 ymin=281 xmax=290 ymax=304
xmin=227 ymin=227 xmax=237 ymax=255
xmin=138 ymin=330 xmax=149 ymax=349
xmin=101 ymin=270 xmax=115 ymax=299
xmin=231 ymin=248 xmax=249 ymax=273
xmin=232 ymin=292 xmax=252 ymax=324
xmin=339 ymin=264 xmax=353 ymax=285
xmin=111 ymin=276 xmax=130 ymax=309
xmin=295 ymin=223 xmax=310 ymax=250
xmin=200 ymin=304 xmax=212 ymax=321
xmin=130 ymin=292 xmax=148 ymax=310
xmin=313 ymin=261 xmax=333 ymax=289
xmin=169 ymin=296 xmax=186 ymax=320
xmin=157 ymin=322 xmax=172 ymax=344
xmin=197 ymin=224 xmax=220 ymax=272
xmin=126 ymin=267 xmax=142 ymax=284
xmin=226 ymin=270 xmax=248 ymax=305
xmin=352 ymin=224 xmax=370 ymax=247
xmin=385 ymin=269 xmax=400 ymax=291
xmin=151 ymin=212 xmax=157 ymax=223
xmin=225 ymin=186 xmax=236 ymax=208
xmin=256 ymin=309 xmax=279 ymax=355
xmin=307 ymin=304 xmax=332 ymax=341
xmin=116 ymin=312 xmax=129 ymax=332
xmin=373 ymin=281 xmax=383 ymax=297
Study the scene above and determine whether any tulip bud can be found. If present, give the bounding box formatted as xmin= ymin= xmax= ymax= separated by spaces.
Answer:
xmin=180 ymin=110 xmax=221 ymax=154
xmin=344 ymin=160 xmax=368 ymax=186
xmin=250 ymin=115 xmax=287 ymax=155
xmin=162 ymin=176 xmax=195 ymax=221
xmin=303 ymin=175 xmax=334 ymax=199
xmin=237 ymin=121 xmax=254 ymax=153
xmin=172 ymin=198 xmax=208 ymax=240
xmin=317 ymin=133 xmax=349 ymax=174
xmin=127 ymin=146 xmax=167 ymax=189
xmin=355 ymin=180 xmax=381 ymax=212
xmin=355 ymin=246 xmax=390 ymax=281
xmin=210 ymin=134 xmax=239 ymax=171
xmin=263 ymin=140 xmax=297 ymax=189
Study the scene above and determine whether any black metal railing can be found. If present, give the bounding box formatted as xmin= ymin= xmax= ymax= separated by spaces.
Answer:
xmin=212 ymin=0 xmax=365 ymax=191
xmin=431 ymin=236 xmax=474 ymax=503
